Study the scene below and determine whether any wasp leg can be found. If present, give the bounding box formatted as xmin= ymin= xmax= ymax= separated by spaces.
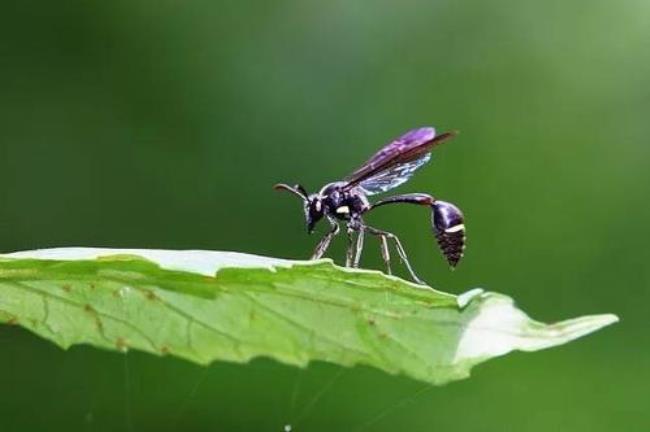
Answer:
xmin=352 ymin=227 xmax=365 ymax=268
xmin=345 ymin=226 xmax=356 ymax=267
xmin=362 ymin=225 xmax=425 ymax=285
xmin=311 ymin=218 xmax=340 ymax=260
xmin=345 ymin=216 xmax=365 ymax=268
xmin=379 ymin=234 xmax=392 ymax=275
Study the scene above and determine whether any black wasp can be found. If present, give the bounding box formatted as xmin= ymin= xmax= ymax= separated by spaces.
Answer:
xmin=274 ymin=127 xmax=465 ymax=284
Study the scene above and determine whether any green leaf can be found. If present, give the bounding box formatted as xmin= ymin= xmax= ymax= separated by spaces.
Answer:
xmin=0 ymin=248 xmax=617 ymax=385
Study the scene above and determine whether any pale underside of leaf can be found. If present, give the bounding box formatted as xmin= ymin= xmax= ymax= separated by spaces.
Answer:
xmin=0 ymin=248 xmax=618 ymax=385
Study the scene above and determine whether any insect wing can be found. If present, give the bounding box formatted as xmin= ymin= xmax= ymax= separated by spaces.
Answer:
xmin=344 ymin=127 xmax=454 ymax=194
xmin=357 ymin=153 xmax=431 ymax=195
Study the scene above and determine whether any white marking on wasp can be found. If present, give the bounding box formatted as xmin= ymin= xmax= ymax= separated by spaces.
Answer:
xmin=336 ymin=206 xmax=350 ymax=214
xmin=445 ymin=224 xmax=465 ymax=233
xmin=315 ymin=201 xmax=322 ymax=212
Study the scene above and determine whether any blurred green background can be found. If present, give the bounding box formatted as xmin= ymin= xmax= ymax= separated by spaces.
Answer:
xmin=0 ymin=0 xmax=648 ymax=430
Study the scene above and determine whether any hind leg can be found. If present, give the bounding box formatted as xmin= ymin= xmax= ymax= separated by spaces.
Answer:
xmin=363 ymin=225 xmax=425 ymax=285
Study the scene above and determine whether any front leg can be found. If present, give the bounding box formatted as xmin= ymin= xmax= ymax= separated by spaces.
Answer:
xmin=311 ymin=217 xmax=340 ymax=260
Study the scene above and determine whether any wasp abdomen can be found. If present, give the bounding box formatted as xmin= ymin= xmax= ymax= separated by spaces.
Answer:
xmin=432 ymin=201 xmax=466 ymax=267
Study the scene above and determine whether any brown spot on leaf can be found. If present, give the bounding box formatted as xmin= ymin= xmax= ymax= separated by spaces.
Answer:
xmin=7 ymin=317 xmax=18 ymax=325
xmin=84 ymin=304 xmax=95 ymax=313
xmin=145 ymin=290 xmax=158 ymax=301
xmin=116 ymin=337 xmax=128 ymax=351
xmin=367 ymin=318 xmax=376 ymax=326
xmin=62 ymin=284 xmax=72 ymax=292
xmin=160 ymin=346 xmax=170 ymax=355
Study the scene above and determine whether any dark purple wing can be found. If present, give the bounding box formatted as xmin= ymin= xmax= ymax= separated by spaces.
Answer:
xmin=354 ymin=152 xmax=432 ymax=195
xmin=344 ymin=127 xmax=456 ymax=195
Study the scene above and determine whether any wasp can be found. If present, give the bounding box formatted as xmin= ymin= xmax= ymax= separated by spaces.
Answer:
xmin=275 ymin=127 xmax=465 ymax=284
